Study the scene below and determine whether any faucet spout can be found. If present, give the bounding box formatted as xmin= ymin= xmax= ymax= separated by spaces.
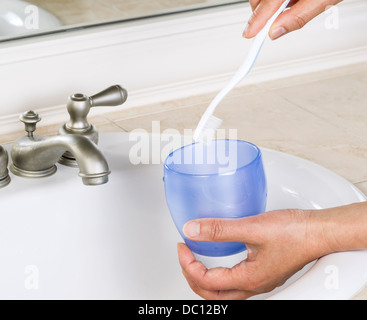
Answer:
xmin=10 ymin=134 xmax=111 ymax=186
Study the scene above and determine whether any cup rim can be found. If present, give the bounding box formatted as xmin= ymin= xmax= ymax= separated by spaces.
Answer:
xmin=164 ymin=139 xmax=262 ymax=177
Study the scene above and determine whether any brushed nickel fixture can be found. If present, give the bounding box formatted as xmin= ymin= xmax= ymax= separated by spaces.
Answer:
xmin=0 ymin=145 xmax=10 ymax=188
xmin=10 ymin=110 xmax=111 ymax=186
xmin=58 ymin=85 xmax=128 ymax=167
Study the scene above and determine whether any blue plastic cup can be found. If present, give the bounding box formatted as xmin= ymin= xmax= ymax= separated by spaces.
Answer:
xmin=164 ymin=139 xmax=267 ymax=258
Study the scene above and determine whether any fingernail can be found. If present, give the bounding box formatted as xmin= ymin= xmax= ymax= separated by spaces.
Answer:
xmin=183 ymin=221 xmax=200 ymax=239
xmin=270 ymin=26 xmax=287 ymax=40
xmin=243 ymin=23 xmax=250 ymax=38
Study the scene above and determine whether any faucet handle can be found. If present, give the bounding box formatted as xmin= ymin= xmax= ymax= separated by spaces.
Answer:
xmin=90 ymin=85 xmax=128 ymax=107
xmin=60 ymin=85 xmax=128 ymax=145
xmin=20 ymin=110 xmax=41 ymax=137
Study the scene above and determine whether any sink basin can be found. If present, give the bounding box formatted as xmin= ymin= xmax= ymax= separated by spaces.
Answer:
xmin=1 ymin=132 xmax=366 ymax=300
xmin=0 ymin=0 xmax=61 ymax=38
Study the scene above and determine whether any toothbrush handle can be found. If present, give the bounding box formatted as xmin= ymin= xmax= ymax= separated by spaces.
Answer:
xmin=203 ymin=0 xmax=290 ymax=116
xmin=200 ymin=32 xmax=267 ymax=122
xmin=194 ymin=0 xmax=290 ymax=141
xmin=193 ymin=33 xmax=268 ymax=140
xmin=219 ymin=0 xmax=290 ymax=97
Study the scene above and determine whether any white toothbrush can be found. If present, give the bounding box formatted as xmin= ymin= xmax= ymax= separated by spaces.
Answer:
xmin=193 ymin=0 xmax=290 ymax=143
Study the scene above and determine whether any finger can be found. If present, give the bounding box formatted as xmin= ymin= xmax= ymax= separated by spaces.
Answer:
xmin=183 ymin=216 xmax=261 ymax=243
xmin=269 ymin=0 xmax=342 ymax=40
xmin=177 ymin=243 xmax=250 ymax=291
xmin=244 ymin=0 xmax=286 ymax=38
xmin=249 ymin=0 xmax=261 ymax=11
xmin=250 ymin=0 xmax=297 ymax=13
xmin=182 ymin=270 xmax=252 ymax=300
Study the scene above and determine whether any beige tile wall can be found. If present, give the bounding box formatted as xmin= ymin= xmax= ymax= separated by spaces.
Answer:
xmin=3 ymin=62 xmax=367 ymax=189
xmin=104 ymin=62 xmax=367 ymax=187
xmin=27 ymin=0 xmax=236 ymax=26
xmin=4 ymin=62 xmax=367 ymax=184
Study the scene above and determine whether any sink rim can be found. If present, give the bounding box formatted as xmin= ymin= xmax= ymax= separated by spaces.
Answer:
xmin=259 ymin=147 xmax=367 ymax=300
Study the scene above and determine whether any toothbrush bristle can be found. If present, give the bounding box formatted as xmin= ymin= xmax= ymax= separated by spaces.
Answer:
xmin=196 ymin=115 xmax=223 ymax=143
xmin=205 ymin=115 xmax=223 ymax=130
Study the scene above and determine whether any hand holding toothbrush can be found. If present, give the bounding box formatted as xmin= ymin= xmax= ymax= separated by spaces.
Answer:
xmin=244 ymin=0 xmax=343 ymax=40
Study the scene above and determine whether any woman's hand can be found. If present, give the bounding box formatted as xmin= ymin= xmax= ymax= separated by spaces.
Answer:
xmin=178 ymin=209 xmax=329 ymax=299
xmin=178 ymin=203 xmax=367 ymax=300
xmin=243 ymin=0 xmax=343 ymax=40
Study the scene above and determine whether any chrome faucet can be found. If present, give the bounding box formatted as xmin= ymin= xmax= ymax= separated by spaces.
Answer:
xmin=0 ymin=145 xmax=10 ymax=188
xmin=10 ymin=110 xmax=111 ymax=186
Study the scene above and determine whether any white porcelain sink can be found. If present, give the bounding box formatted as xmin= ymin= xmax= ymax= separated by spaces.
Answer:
xmin=1 ymin=132 xmax=367 ymax=300
xmin=0 ymin=0 xmax=61 ymax=38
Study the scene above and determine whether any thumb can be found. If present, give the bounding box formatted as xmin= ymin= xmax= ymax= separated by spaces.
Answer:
xmin=183 ymin=217 xmax=259 ymax=243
